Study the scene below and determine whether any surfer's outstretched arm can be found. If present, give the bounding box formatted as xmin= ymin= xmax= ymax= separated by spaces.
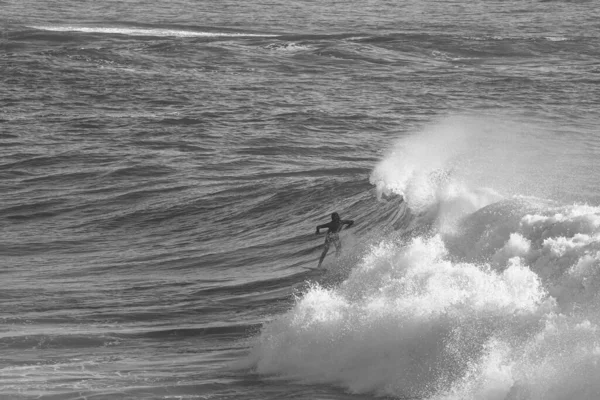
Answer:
xmin=316 ymin=223 xmax=330 ymax=234
xmin=342 ymin=219 xmax=354 ymax=229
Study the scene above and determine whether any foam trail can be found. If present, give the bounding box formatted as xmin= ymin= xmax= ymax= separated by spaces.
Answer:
xmin=30 ymin=26 xmax=278 ymax=38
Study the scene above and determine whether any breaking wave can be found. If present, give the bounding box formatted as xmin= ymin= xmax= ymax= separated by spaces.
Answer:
xmin=245 ymin=116 xmax=600 ymax=400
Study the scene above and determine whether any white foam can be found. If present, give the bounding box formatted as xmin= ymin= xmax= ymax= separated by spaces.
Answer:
xmin=247 ymin=115 xmax=600 ymax=397
xmin=30 ymin=25 xmax=278 ymax=38
xmin=265 ymin=42 xmax=312 ymax=52
xmin=247 ymin=235 xmax=556 ymax=397
xmin=247 ymin=217 xmax=600 ymax=397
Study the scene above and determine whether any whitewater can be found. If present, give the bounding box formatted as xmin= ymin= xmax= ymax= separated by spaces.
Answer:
xmin=244 ymin=116 xmax=600 ymax=400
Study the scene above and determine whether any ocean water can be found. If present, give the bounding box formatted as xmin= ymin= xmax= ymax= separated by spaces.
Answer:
xmin=2 ymin=0 xmax=600 ymax=399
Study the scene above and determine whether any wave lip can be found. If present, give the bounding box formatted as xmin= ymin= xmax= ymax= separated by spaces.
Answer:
xmin=29 ymin=25 xmax=279 ymax=38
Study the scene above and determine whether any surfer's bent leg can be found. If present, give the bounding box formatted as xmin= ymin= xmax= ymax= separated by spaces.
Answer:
xmin=334 ymin=236 xmax=342 ymax=257
xmin=326 ymin=232 xmax=341 ymax=257
xmin=318 ymin=234 xmax=332 ymax=268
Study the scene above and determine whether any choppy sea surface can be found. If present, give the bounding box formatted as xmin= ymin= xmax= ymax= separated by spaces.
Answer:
xmin=2 ymin=1 xmax=600 ymax=399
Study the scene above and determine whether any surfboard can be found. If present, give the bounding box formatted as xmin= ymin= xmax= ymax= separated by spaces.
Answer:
xmin=301 ymin=266 xmax=325 ymax=274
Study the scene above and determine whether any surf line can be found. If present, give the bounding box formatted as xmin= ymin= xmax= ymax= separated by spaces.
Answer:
xmin=29 ymin=26 xmax=280 ymax=38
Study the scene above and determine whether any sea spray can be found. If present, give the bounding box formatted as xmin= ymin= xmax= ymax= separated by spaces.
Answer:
xmin=369 ymin=117 xmax=471 ymax=208
xmin=370 ymin=116 xmax=507 ymax=236
xmin=248 ymin=117 xmax=600 ymax=399
xmin=248 ymin=221 xmax=600 ymax=397
xmin=247 ymin=235 xmax=553 ymax=398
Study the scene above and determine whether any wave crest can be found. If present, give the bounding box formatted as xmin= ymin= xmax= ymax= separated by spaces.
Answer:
xmin=247 ymin=116 xmax=600 ymax=399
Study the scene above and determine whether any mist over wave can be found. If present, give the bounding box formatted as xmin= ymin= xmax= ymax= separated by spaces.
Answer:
xmin=245 ymin=117 xmax=600 ymax=400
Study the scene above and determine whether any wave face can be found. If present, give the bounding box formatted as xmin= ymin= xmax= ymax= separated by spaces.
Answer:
xmin=246 ymin=117 xmax=600 ymax=400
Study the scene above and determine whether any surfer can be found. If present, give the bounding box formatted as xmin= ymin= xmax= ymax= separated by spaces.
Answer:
xmin=315 ymin=212 xmax=354 ymax=268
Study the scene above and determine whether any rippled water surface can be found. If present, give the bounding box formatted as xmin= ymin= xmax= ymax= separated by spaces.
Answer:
xmin=2 ymin=0 xmax=600 ymax=399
